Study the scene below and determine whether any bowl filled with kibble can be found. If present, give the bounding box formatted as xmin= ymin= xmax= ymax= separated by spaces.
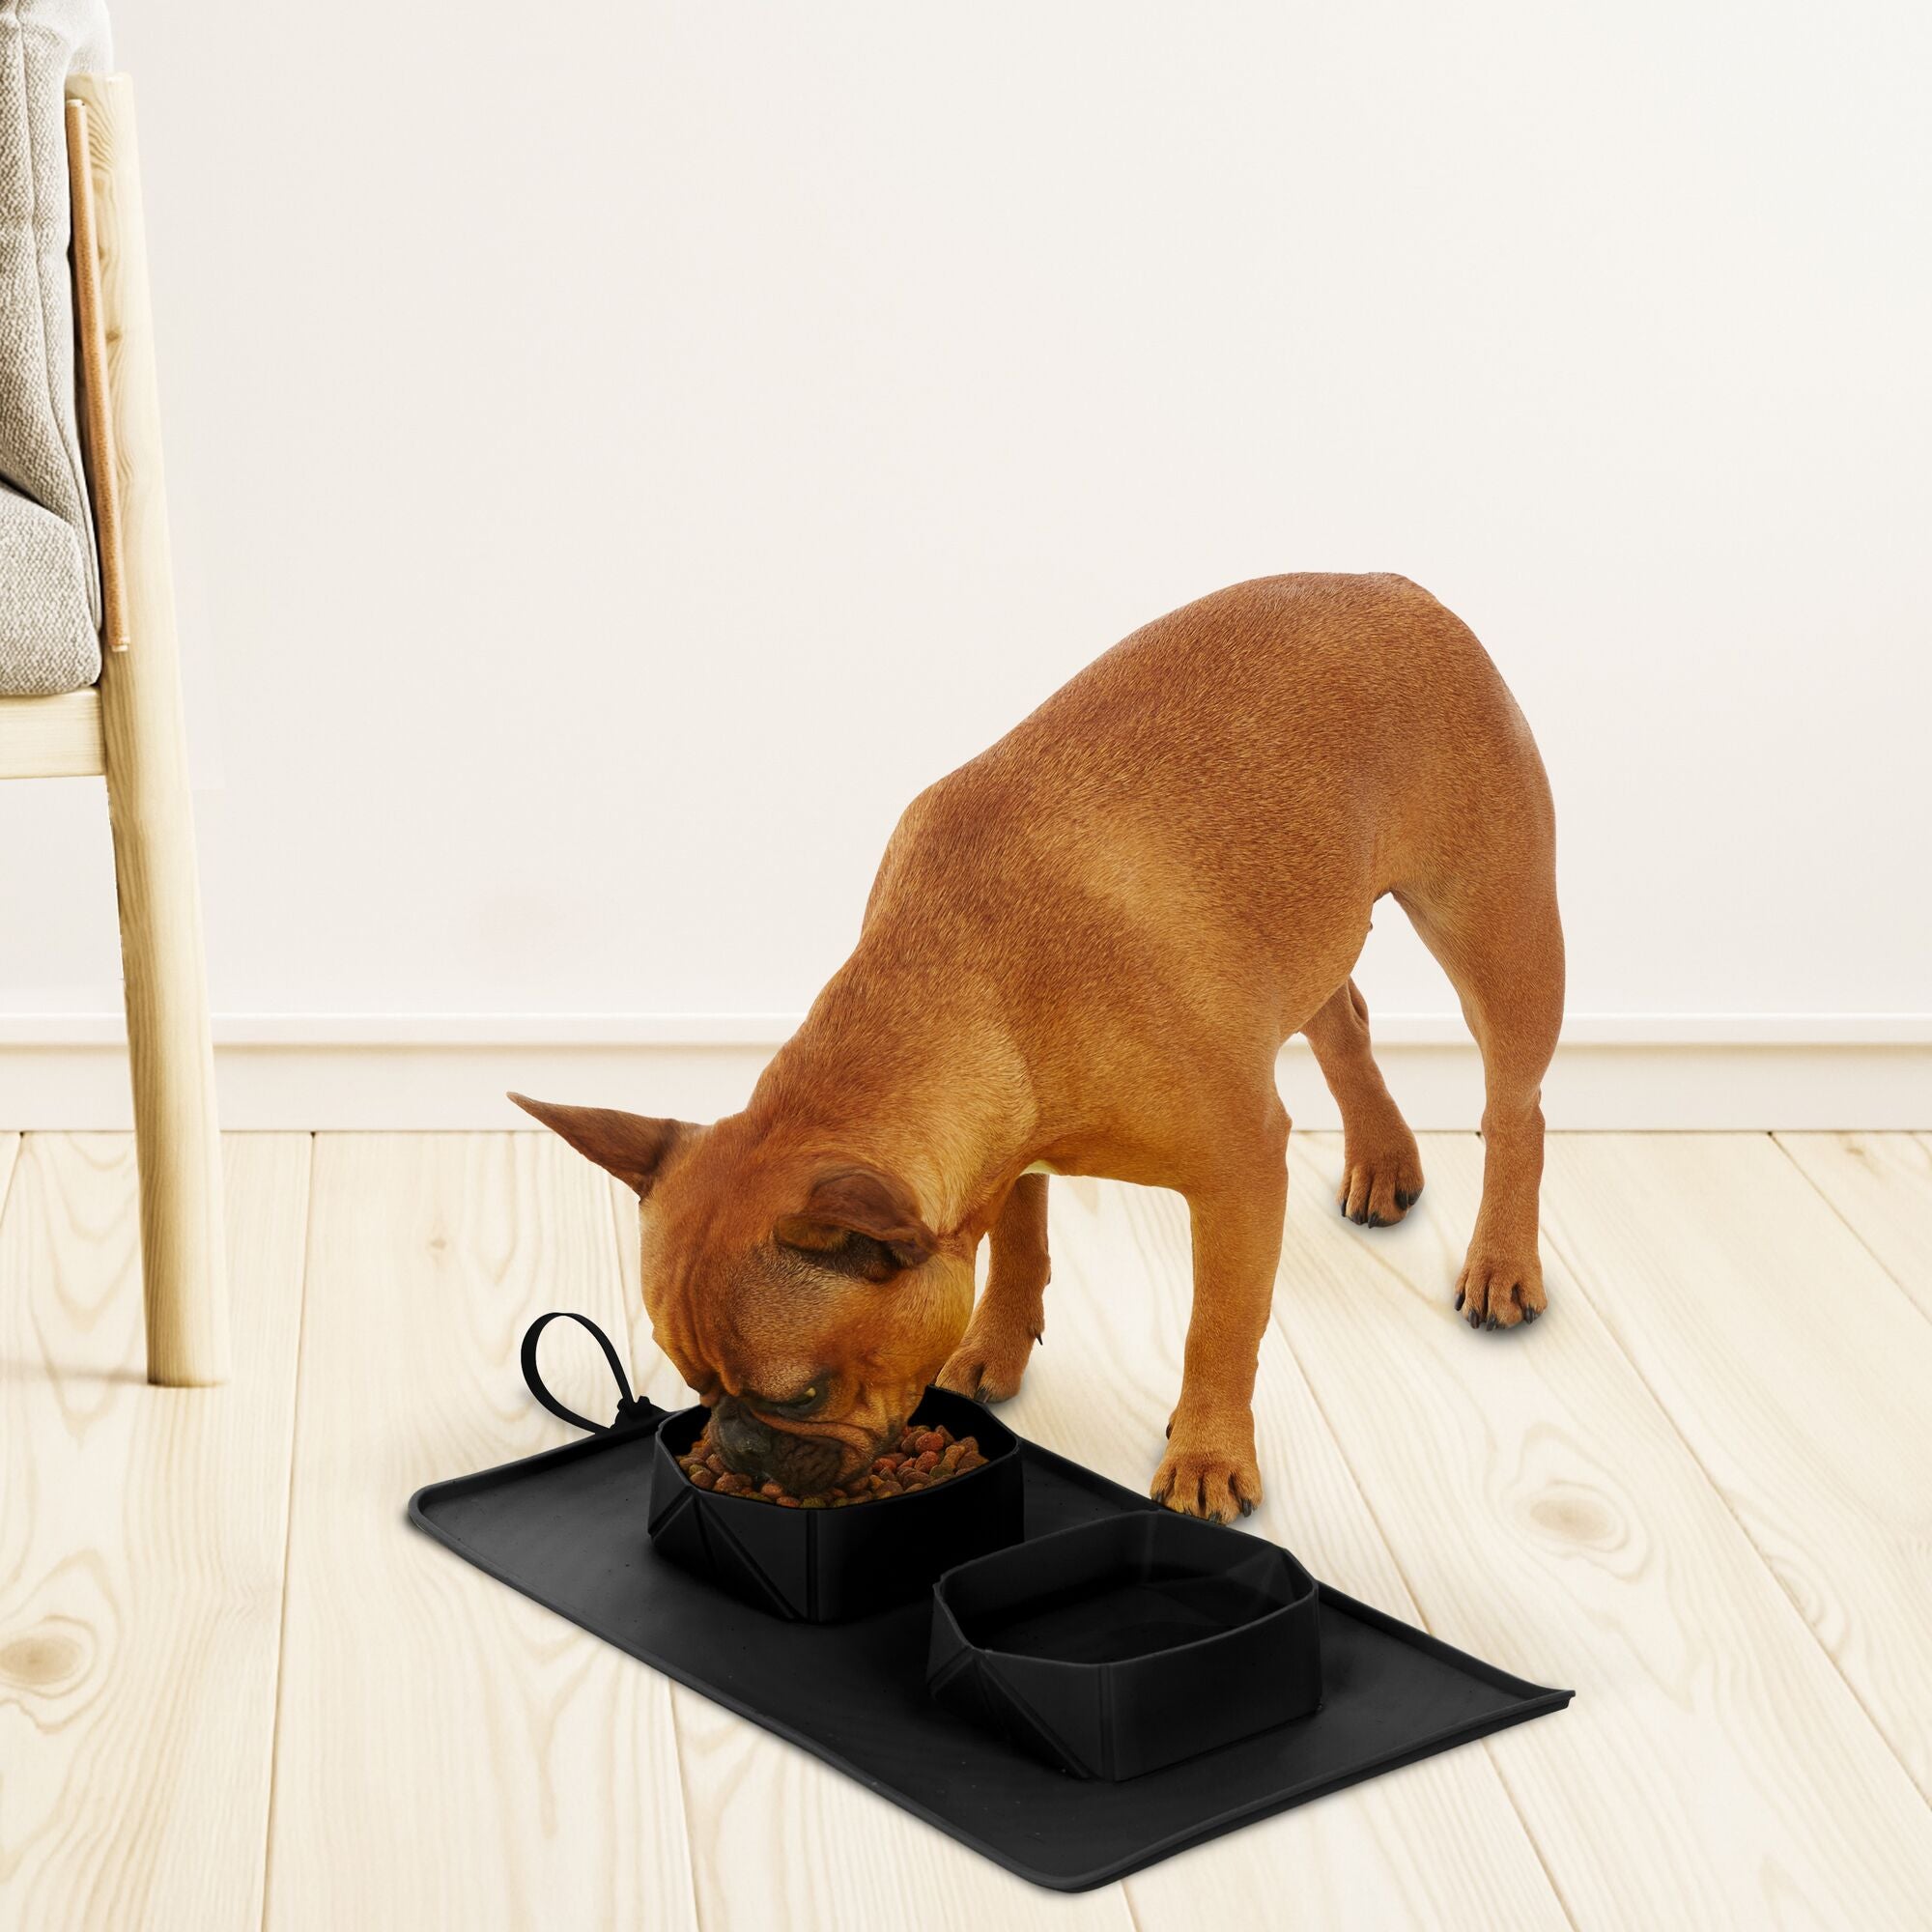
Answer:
xmin=645 ymin=1385 xmax=1023 ymax=1622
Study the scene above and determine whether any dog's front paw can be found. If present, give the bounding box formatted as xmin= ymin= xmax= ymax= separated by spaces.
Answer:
xmin=1151 ymin=1419 xmax=1263 ymax=1524
xmin=1455 ymin=1244 xmax=1548 ymax=1329
xmin=937 ymin=1313 xmax=1041 ymax=1406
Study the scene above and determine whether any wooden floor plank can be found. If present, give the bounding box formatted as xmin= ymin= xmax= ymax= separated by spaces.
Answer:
xmin=1775 ymin=1133 xmax=1932 ymax=1322
xmin=996 ymin=1171 xmax=1569 ymax=1930
xmin=1541 ymin=1133 xmax=1932 ymax=1799
xmin=604 ymin=1176 xmax=1136 ymax=1932
xmin=265 ymin=1136 xmax=699 ymax=1932
xmin=1264 ymin=1131 xmax=1932 ymax=1928
xmin=0 ymin=1132 xmax=310 ymax=1932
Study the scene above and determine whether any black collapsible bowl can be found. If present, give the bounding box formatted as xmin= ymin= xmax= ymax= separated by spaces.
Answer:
xmin=648 ymin=1386 xmax=1022 ymax=1622
xmin=928 ymin=1511 xmax=1321 ymax=1779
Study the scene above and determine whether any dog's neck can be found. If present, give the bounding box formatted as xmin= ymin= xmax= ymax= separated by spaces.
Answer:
xmin=743 ymin=948 xmax=1037 ymax=1242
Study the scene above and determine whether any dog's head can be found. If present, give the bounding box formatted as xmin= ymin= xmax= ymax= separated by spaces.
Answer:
xmin=511 ymin=1094 xmax=976 ymax=1494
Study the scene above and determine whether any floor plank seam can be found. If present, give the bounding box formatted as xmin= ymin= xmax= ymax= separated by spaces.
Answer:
xmin=1263 ymin=1287 xmax=1577 ymax=1926
xmin=1769 ymin=1134 xmax=1932 ymax=1340
xmin=257 ymin=1133 xmax=321 ymax=1932
xmin=1473 ymin=1732 xmax=1584 ymax=1929
xmin=1539 ymin=1211 xmax=1932 ymax=1816
xmin=0 ymin=1129 xmax=24 ymax=1230
xmin=1262 ymin=1217 xmax=1441 ymax=1642
xmin=663 ymin=1682 xmax=704 ymax=1932
xmin=602 ymin=1165 xmax=707 ymax=1932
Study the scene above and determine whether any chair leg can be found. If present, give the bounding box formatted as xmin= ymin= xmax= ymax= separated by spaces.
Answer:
xmin=105 ymin=734 xmax=229 ymax=1386
xmin=71 ymin=76 xmax=229 ymax=1385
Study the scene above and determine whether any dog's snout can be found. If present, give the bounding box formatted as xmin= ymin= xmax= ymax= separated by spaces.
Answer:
xmin=712 ymin=1397 xmax=773 ymax=1468
xmin=707 ymin=1397 xmax=844 ymax=1495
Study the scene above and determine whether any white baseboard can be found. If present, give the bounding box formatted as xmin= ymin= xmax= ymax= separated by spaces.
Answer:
xmin=1 ymin=1012 xmax=1928 ymax=1130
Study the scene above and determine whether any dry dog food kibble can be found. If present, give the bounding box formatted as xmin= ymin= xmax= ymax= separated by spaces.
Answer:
xmin=677 ymin=1421 xmax=986 ymax=1506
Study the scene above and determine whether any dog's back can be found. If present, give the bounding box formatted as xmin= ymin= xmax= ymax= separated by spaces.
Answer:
xmin=867 ymin=574 xmax=1551 ymax=1038
xmin=996 ymin=571 xmax=1541 ymax=844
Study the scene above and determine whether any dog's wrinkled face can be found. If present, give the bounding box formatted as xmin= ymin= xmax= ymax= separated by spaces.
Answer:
xmin=510 ymin=1094 xmax=976 ymax=1494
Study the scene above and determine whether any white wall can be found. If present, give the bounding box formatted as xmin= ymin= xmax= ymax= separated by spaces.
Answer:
xmin=4 ymin=3 xmax=1929 ymax=1122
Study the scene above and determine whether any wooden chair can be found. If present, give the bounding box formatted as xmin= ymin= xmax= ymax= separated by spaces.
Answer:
xmin=0 ymin=76 xmax=227 ymax=1385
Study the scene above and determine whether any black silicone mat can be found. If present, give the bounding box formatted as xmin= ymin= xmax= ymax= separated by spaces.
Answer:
xmin=411 ymin=1412 xmax=1571 ymax=1890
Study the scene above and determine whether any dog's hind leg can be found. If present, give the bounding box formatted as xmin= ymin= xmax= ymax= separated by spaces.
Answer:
xmin=1302 ymin=976 xmax=1425 ymax=1226
xmin=937 ymin=1173 xmax=1050 ymax=1404
xmin=1396 ymin=847 xmax=1565 ymax=1330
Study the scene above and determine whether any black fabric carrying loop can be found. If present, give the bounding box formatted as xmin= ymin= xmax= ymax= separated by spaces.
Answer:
xmin=521 ymin=1311 xmax=665 ymax=1435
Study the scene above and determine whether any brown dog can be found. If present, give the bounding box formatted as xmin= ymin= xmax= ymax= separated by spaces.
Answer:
xmin=517 ymin=573 xmax=1562 ymax=1520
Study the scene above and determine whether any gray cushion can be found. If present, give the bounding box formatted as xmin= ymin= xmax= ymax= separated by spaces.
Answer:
xmin=1 ymin=0 xmax=110 ymax=696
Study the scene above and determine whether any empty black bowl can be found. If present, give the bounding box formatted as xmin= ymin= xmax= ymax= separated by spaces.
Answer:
xmin=647 ymin=1385 xmax=1022 ymax=1623
xmin=927 ymin=1511 xmax=1321 ymax=1779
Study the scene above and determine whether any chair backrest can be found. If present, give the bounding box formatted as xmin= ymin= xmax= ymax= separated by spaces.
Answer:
xmin=0 ymin=0 xmax=113 ymax=697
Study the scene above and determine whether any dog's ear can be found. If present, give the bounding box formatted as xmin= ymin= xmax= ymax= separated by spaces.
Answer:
xmin=773 ymin=1167 xmax=937 ymax=1279
xmin=508 ymin=1093 xmax=696 ymax=1198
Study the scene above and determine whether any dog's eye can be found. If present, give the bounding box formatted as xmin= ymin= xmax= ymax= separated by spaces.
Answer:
xmin=763 ymin=1379 xmax=829 ymax=1417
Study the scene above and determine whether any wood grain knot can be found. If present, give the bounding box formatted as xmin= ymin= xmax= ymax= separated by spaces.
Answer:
xmin=0 ymin=1623 xmax=91 ymax=1692
xmin=1527 ymin=1487 xmax=1621 ymax=1549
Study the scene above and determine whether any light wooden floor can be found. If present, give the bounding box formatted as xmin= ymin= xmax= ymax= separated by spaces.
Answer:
xmin=3 ymin=1130 xmax=1930 ymax=1929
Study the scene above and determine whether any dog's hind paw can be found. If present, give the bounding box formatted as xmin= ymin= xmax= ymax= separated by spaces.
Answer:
xmin=1454 ymin=1247 xmax=1548 ymax=1330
